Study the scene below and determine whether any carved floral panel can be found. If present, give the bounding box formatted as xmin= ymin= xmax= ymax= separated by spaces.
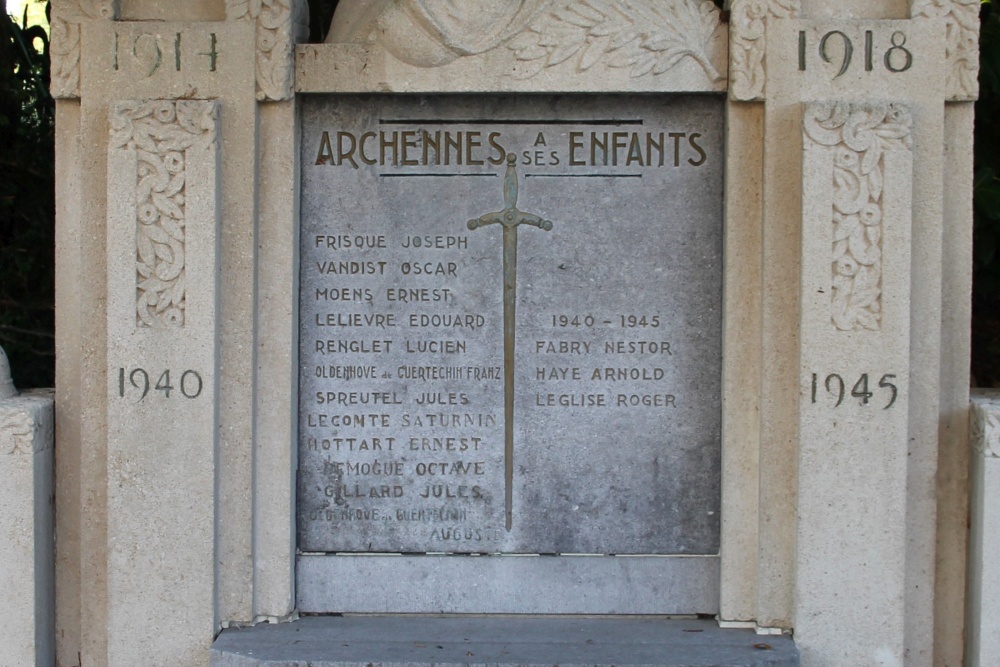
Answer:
xmin=109 ymin=100 xmax=219 ymax=328
xmin=804 ymin=101 xmax=913 ymax=331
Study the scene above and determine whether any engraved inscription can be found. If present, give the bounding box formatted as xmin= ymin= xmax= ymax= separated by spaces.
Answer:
xmin=809 ymin=372 xmax=899 ymax=410
xmin=797 ymin=29 xmax=913 ymax=78
xmin=298 ymin=95 xmax=723 ymax=555
xmin=117 ymin=368 xmax=204 ymax=401
xmin=111 ymin=31 xmax=220 ymax=77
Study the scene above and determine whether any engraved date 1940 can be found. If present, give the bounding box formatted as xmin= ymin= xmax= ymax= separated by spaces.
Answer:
xmin=117 ymin=367 xmax=203 ymax=401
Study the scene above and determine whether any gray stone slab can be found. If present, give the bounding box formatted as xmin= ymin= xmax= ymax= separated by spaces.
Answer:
xmin=298 ymin=95 xmax=724 ymax=556
xmin=211 ymin=616 xmax=798 ymax=667
xmin=296 ymin=554 xmax=718 ymax=615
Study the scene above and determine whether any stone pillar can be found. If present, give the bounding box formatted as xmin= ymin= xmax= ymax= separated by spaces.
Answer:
xmin=797 ymin=98 xmax=915 ymax=664
xmin=724 ymin=1 xmax=976 ymax=665
xmin=767 ymin=13 xmax=947 ymax=665
xmin=0 ymin=347 xmax=55 ymax=667
xmin=967 ymin=391 xmax=1000 ymax=667
xmin=105 ymin=98 xmax=221 ymax=666
xmin=51 ymin=1 xmax=308 ymax=664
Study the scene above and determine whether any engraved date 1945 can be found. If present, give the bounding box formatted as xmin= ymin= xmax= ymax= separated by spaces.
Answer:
xmin=810 ymin=372 xmax=898 ymax=410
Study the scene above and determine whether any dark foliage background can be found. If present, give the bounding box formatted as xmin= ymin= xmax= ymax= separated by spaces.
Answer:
xmin=974 ymin=1 xmax=1000 ymax=386
xmin=0 ymin=0 xmax=997 ymax=388
xmin=0 ymin=0 xmax=54 ymax=389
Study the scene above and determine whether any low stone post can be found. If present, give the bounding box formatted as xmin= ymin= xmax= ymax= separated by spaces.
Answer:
xmin=968 ymin=390 xmax=1000 ymax=666
xmin=0 ymin=347 xmax=55 ymax=666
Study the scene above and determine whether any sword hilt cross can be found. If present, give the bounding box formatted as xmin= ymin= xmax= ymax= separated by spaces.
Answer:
xmin=468 ymin=154 xmax=553 ymax=232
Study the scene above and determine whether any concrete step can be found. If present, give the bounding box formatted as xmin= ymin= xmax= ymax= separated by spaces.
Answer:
xmin=211 ymin=615 xmax=798 ymax=666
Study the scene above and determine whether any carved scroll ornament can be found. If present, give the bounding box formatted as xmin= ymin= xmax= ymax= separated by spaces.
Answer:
xmin=110 ymin=100 xmax=218 ymax=328
xmin=50 ymin=0 xmax=118 ymax=99
xmin=911 ymin=0 xmax=979 ymax=101
xmin=0 ymin=411 xmax=37 ymax=455
xmin=226 ymin=0 xmax=308 ymax=101
xmin=804 ymin=102 xmax=913 ymax=332
xmin=728 ymin=0 xmax=799 ymax=101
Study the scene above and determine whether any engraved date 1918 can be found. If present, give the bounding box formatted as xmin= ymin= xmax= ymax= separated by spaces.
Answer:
xmin=810 ymin=372 xmax=898 ymax=410
xmin=799 ymin=30 xmax=913 ymax=78
xmin=118 ymin=367 xmax=203 ymax=401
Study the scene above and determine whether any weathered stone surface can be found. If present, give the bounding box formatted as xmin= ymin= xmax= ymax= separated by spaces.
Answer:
xmin=296 ymin=553 xmax=719 ymax=614
xmin=967 ymin=390 xmax=1000 ymax=667
xmin=42 ymin=0 xmax=979 ymax=665
xmin=0 ymin=347 xmax=15 ymax=399
xmin=297 ymin=94 xmax=723 ymax=556
xmin=105 ymin=99 xmax=220 ymax=666
xmin=0 ymin=379 xmax=55 ymax=667
xmin=211 ymin=616 xmax=798 ymax=667
xmin=299 ymin=0 xmax=729 ymax=94
xmin=764 ymin=16 xmax=947 ymax=666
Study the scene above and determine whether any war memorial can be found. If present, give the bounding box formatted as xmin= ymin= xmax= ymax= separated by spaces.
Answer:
xmin=0 ymin=0 xmax=995 ymax=665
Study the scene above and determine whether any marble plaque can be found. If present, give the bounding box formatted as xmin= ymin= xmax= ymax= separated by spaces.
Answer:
xmin=298 ymin=95 xmax=723 ymax=555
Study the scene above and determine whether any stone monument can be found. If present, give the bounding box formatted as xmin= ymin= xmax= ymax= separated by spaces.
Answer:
xmin=0 ymin=346 xmax=55 ymax=667
xmin=295 ymin=93 xmax=724 ymax=614
xmin=40 ymin=0 xmax=979 ymax=665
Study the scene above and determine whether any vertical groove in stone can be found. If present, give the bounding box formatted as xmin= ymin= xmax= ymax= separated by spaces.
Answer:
xmin=253 ymin=100 xmax=299 ymax=619
xmin=932 ymin=101 xmax=974 ymax=667
xmin=720 ymin=101 xmax=764 ymax=622
xmin=53 ymin=99 xmax=84 ymax=667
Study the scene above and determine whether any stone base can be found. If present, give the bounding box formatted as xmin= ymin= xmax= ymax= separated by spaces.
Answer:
xmin=0 ymin=388 xmax=54 ymax=667
xmin=211 ymin=616 xmax=798 ymax=667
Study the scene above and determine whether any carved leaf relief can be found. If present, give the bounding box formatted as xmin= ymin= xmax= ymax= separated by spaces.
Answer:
xmin=507 ymin=0 xmax=723 ymax=80
xmin=804 ymin=102 xmax=913 ymax=332
xmin=0 ymin=411 xmax=37 ymax=455
xmin=971 ymin=395 xmax=1000 ymax=458
xmin=729 ymin=0 xmax=799 ymax=101
xmin=50 ymin=0 xmax=118 ymax=99
xmin=226 ymin=0 xmax=307 ymax=101
xmin=911 ymin=0 xmax=979 ymax=101
xmin=110 ymin=100 xmax=218 ymax=328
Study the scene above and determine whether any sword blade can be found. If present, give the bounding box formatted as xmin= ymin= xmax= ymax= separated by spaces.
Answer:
xmin=502 ymin=224 xmax=517 ymax=531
